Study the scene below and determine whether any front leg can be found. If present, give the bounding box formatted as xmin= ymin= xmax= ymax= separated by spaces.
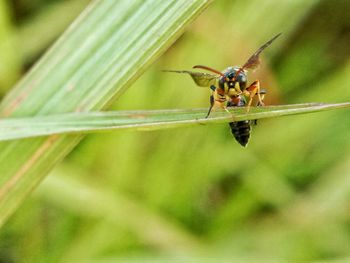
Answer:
xmin=206 ymin=86 xmax=229 ymax=118
xmin=205 ymin=94 xmax=214 ymax=118
xmin=243 ymin=80 xmax=263 ymax=112
xmin=256 ymin=88 xmax=266 ymax=106
xmin=252 ymin=89 xmax=267 ymax=125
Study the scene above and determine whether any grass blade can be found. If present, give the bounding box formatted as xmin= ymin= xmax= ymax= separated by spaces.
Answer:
xmin=0 ymin=0 xmax=212 ymax=227
xmin=0 ymin=102 xmax=349 ymax=141
xmin=0 ymin=0 xmax=21 ymax=92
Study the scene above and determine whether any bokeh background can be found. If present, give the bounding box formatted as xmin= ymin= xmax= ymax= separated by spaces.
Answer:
xmin=1 ymin=0 xmax=350 ymax=262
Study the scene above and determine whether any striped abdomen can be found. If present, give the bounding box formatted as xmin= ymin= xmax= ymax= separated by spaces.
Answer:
xmin=227 ymin=97 xmax=251 ymax=147
xmin=229 ymin=120 xmax=251 ymax=147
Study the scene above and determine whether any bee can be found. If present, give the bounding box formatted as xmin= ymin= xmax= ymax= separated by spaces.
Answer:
xmin=164 ymin=33 xmax=281 ymax=147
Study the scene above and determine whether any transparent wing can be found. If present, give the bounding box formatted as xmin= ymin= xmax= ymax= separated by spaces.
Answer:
xmin=163 ymin=70 xmax=218 ymax=87
xmin=242 ymin=33 xmax=282 ymax=70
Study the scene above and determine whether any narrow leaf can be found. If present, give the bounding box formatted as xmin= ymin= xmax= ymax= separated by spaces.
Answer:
xmin=0 ymin=0 xmax=212 ymax=227
xmin=0 ymin=102 xmax=349 ymax=141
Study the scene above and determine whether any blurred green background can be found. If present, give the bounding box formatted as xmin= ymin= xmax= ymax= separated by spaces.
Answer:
xmin=1 ymin=0 xmax=350 ymax=262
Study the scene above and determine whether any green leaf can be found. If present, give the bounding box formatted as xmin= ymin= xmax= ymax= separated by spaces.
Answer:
xmin=0 ymin=0 xmax=212 ymax=227
xmin=0 ymin=0 xmax=21 ymax=92
xmin=16 ymin=0 xmax=90 ymax=62
xmin=0 ymin=102 xmax=349 ymax=141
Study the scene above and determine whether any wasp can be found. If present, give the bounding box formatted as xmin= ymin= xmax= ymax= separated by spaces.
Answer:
xmin=164 ymin=33 xmax=281 ymax=147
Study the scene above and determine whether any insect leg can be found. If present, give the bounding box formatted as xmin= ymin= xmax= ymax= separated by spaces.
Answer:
xmin=205 ymin=94 xmax=214 ymax=118
xmin=206 ymin=86 xmax=230 ymax=118
xmin=244 ymin=80 xmax=262 ymax=112
xmin=252 ymin=88 xmax=267 ymax=125
xmin=256 ymin=88 xmax=267 ymax=106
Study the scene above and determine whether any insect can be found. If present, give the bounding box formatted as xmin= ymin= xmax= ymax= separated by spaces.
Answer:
xmin=164 ymin=33 xmax=281 ymax=147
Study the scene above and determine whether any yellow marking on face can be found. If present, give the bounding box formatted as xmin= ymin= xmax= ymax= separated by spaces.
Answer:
xmin=224 ymin=82 xmax=229 ymax=94
xmin=228 ymin=88 xmax=238 ymax=97
xmin=235 ymin=82 xmax=242 ymax=93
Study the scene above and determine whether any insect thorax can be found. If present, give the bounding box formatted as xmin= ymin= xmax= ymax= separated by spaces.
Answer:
xmin=218 ymin=66 xmax=247 ymax=92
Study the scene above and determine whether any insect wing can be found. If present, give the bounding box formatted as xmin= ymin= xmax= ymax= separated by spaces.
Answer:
xmin=164 ymin=70 xmax=218 ymax=87
xmin=188 ymin=72 xmax=218 ymax=87
xmin=242 ymin=33 xmax=281 ymax=70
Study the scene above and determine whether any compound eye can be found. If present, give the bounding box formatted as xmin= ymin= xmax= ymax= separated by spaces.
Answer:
xmin=237 ymin=73 xmax=247 ymax=83
xmin=227 ymin=72 xmax=235 ymax=79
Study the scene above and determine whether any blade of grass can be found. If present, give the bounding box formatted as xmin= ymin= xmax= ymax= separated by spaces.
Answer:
xmin=15 ymin=0 xmax=90 ymax=63
xmin=0 ymin=0 xmax=212 ymax=228
xmin=0 ymin=0 xmax=21 ymax=92
xmin=0 ymin=102 xmax=349 ymax=141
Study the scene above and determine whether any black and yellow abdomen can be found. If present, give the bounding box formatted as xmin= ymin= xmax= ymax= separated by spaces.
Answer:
xmin=229 ymin=120 xmax=251 ymax=147
xmin=227 ymin=96 xmax=251 ymax=147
